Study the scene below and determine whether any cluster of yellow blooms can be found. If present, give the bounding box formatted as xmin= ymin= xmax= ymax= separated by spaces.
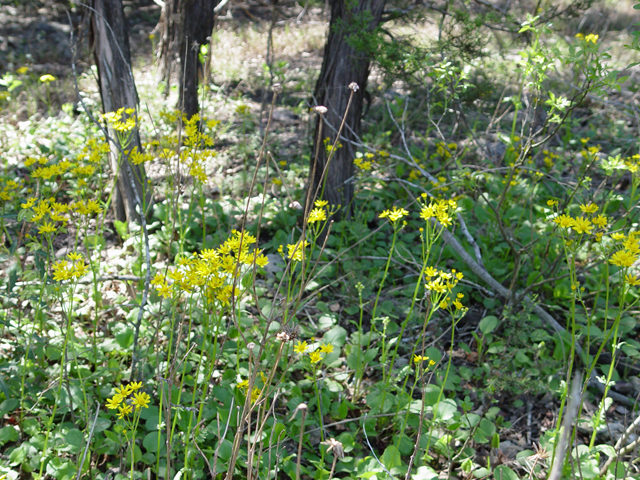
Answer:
xmin=105 ymin=382 xmax=151 ymax=419
xmin=154 ymin=111 xmax=219 ymax=182
xmin=181 ymin=113 xmax=217 ymax=182
xmin=21 ymin=196 xmax=101 ymax=235
xmin=413 ymin=355 xmax=436 ymax=366
xmin=151 ymin=230 xmax=268 ymax=305
xmin=0 ymin=178 xmax=22 ymax=202
xmin=550 ymin=200 xmax=640 ymax=273
xmin=354 ymin=152 xmax=375 ymax=171
xmin=550 ymin=201 xmax=607 ymax=237
xmin=419 ymin=195 xmax=457 ymax=228
xmin=52 ymin=252 xmax=88 ymax=281
xmin=424 ymin=266 xmax=466 ymax=310
xmin=430 ymin=175 xmax=450 ymax=192
xmin=237 ymin=371 xmax=270 ymax=404
xmin=324 ymin=136 xmax=343 ymax=155
xmin=609 ymin=232 xmax=640 ymax=270
xmin=433 ymin=142 xmax=457 ymax=160
xmin=103 ymin=107 xmax=138 ymax=133
xmin=293 ymin=340 xmax=334 ymax=364
xmin=278 ymin=239 xmax=310 ymax=263
xmin=575 ymin=33 xmax=599 ymax=44
xmin=379 ymin=205 xmax=409 ymax=223
xmin=306 ymin=199 xmax=336 ymax=232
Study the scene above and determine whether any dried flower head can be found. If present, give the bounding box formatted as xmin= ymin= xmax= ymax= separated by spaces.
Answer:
xmin=272 ymin=83 xmax=282 ymax=93
xmin=348 ymin=82 xmax=359 ymax=92
xmin=314 ymin=106 xmax=328 ymax=114
xmin=321 ymin=438 xmax=345 ymax=459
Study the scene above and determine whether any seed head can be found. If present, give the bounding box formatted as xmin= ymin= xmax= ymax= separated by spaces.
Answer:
xmin=314 ymin=106 xmax=328 ymax=115
xmin=348 ymin=82 xmax=359 ymax=92
xmin=321 ymin=438 xmax=345 ymax=459
xmin=272 ymin=83 xmax=282 ymax=93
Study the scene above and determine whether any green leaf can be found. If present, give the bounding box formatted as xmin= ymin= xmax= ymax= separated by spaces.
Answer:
xmin=65 ymin=429 xmax=84 ymax=451
xmin=381 ymin=445 xmax=402 ymax=469
xmin=115 ymin=327 xmax=134 ymax=349
xmin=434 ymin=399 xmax=457 ymax=421
xmin=46 ymin=458 xmax=77 ymax=480
xmin=323 ymin=326 xmax=347 ymax=347
xmin=143 ymin=431 xmax=164 ymax=453
xmin=493 ymin=465 xmax=520 ymax=480
xmin=413 ymin=465 xmax=438 ymax=480
xmin=0 ymin=426 xmax=18 ymax=445
xmin=479 ymin=316 xmax=498 ymax=334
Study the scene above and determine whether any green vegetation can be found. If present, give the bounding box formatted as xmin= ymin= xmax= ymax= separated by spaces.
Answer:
xmin=1 ymin=3 xmax=640 ymax=480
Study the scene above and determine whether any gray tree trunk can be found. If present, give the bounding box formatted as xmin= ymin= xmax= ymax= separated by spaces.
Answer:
xmin=89 ymin=0 xmax=151 ymax=223
xmin=310 ymin=0 xmax=386 ymax=219
xmin=156 ymin=0 xmax=216 ymax=118
xmin=178 ymin=0 xmax=216 ymax=119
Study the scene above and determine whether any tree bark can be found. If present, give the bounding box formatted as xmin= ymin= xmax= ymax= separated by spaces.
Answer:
xmin=309 ymin=0 xmax=386 ymax=219
xmin=178 ymin=0 xmax=216 ymax=119
xmin=89 ymin=0 xmax=151 ymax=224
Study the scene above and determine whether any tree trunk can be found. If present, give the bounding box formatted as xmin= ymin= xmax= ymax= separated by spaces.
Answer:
xmin=178 ymin=0 xmax=216 ymax=119
xmin=309 ymin=0 xmax=386 ymax=219
xmin=89 ymin=0 xmax=151 ymax=224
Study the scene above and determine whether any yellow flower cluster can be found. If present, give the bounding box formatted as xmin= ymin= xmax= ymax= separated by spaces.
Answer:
xmin=152 ymin=230 xmax=268 ymax=304
xmin=542 ymin=149 xmax=559 ymax=169
xmin=354 ymin=152 xmax=375 ymax=171
xmin=551 ymin=202 xmax=608 ymax=238
xmin=75 ymin=139 xmax=110 ymax=165
xmin=237 ymin=372 xmax=267 ymax=404
xmin=22 ymin=197 xmax=101 ymax=234
xmin=278 ymin=239 xmax=310 ymax=263
xmin=293 ymin=341 xmax=334 ymax=364
xmin=103 ymin=107 xmax=138 ymax=132
xmin=324 ymin=136 xmax=343 ymax=155
xmin=609 ymin=232 xmax=639 ymax=268
xmin=575 ymin=33 xmax=599 ymax=44
xmin=380 ymin=205 xmax=409 ymax=223
xmin=0 ymin=178 xmax=22 ymax=202
xmin=424 ymin=266 xmax=466 ymax=310
xmin=72 ymin=199 xmax=102 ymax=216
xmin=105 ymin=382 xmax=150 ymax=419
xmin=52 ymin=253 xmax=88 ymax=281
xmin=624 ymin=154 xmax=640 ymax=173
xmin=413 ymin=355 xmax=436 ymax=366
xmin=419 ymin=196 xmax=457 ymax=228
xmin=433 ymin=142 xmax=457 ymax=160
xmin=129 ymin=146 xmax=154 ymax=165
xmin=178 ymin=113 xmax=218 ymax=182
xmin=31 ymin=160 xmax=73 ymax=180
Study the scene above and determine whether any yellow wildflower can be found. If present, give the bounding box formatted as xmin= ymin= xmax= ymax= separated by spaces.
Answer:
xmin=309 ymin=351 xmax=322 ymax=364
xmin=38 ymin=222 xmax=57 ymax=234
xmin=379 ymin=206 xmax=408 ymax=223
xmin=132 ymin=392 xmax=151 ymax=410
xmin=610 ymin=250 xmax=637 ymax=268
xmin=294 ymin=341 xmax=308 ymax=354
xmin=571 ymin=217 xmax=592 ymax=234
xmin=320 ymin=343 xmax=334 ymax=354
xmin=579 ymin=203 xmax=598 ymax=214
xmin=553 ymin=214 xmax=573 ymax=228
xmin=308 ymin=208 xmax=327 ymax=224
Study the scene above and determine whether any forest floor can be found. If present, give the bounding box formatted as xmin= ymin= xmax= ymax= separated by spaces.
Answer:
xmin=2 ymin=0 xmax=640 ymax=478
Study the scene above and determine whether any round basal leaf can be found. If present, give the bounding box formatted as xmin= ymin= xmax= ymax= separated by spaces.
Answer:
xmin=493 ymin=465 xmax=520 ymax=480
xmin=0 ymin=399 xmax=19 ymax=417
xmin=0 ymin=426 xmax=18 ymax=445
xmin=479 ymin=316 xmax=498 ymax=334
xmin=143 ymin=431 xmax=164 ymax=453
